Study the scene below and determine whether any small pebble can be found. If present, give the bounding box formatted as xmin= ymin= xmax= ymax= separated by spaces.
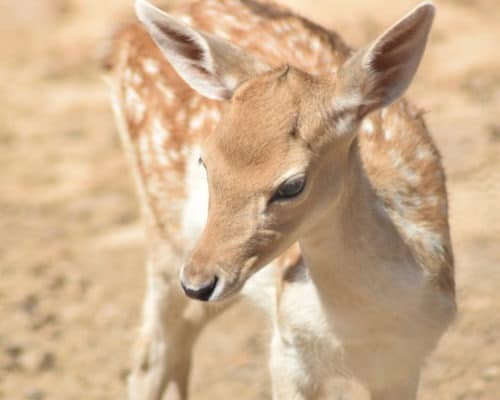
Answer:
xmin=5 ymin=345 xmax=23 ymax=359
xmin=24 ymin=390 xmax=46 ymax=400
xmin=38 ymin=352 xmax=56 ymax=371
xmin=481 ymin=365 xmax=499 ymax=381
xmin=20 ymin=294 xmax=39 ymax=315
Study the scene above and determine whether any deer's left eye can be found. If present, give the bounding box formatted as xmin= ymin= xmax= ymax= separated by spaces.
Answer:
xmin=271 ymin=176 xmax=306 ymax=202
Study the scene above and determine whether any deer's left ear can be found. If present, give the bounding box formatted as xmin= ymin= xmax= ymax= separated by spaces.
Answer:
xmin=135 ymin=0 xmax=270 ymax=100
xmin=335 ymin=2 xmax=435 ymax=118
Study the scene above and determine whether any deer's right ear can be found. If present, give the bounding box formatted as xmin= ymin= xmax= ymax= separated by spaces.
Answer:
xmin=135 ymin=0 xmax=270 ymax=100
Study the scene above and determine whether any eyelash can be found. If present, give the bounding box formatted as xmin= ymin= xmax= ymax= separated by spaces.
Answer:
xmin=270 ymin=176 xmax=306 ymax=203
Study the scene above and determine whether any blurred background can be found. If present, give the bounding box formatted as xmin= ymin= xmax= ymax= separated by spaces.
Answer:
xmin=1 ymin=0 xmax=499 ymax=399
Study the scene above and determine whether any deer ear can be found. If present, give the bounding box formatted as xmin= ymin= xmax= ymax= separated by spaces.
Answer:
xmin=336 ymin=2 xmax=435 ymax=117
xmin=135 ymin=0 xmax=270 ymax=100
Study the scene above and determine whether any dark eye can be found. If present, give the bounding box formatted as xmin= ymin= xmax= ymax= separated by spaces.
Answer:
xmin=271 ymin=176 xmax=306 ymax=202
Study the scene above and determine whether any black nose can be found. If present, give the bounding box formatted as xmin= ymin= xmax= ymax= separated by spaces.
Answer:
xmin=181 ymin=276 xmax=218 ymax=301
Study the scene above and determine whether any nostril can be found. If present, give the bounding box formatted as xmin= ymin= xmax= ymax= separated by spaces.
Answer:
xmin=181 ymin=276 xmax=218 ymax=301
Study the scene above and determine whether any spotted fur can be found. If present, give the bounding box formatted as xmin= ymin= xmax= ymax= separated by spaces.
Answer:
xmin=104 ymin=0 xmax=453 ymax=293
xmin=103 ymin=1 xmax=455 ymax=398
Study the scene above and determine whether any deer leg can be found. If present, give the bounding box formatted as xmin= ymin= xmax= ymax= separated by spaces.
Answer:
xmin=128 ymin=262 xmax=197 ymax=400
xmin=269 ymin=334 xmax=322 ymax=400
xmin=128 ymin=257 xmax=231 ymax=400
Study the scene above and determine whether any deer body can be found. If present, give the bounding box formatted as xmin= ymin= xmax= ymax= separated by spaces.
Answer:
xmin=103 ymin=0 xmax=456 ymax=399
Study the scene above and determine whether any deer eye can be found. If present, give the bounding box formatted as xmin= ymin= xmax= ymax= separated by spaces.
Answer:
xmin=271 ymin=176 xmax=306 ymax=202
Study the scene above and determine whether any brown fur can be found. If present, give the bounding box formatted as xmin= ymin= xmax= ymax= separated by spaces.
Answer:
xmin=103 ymin=2 xmax=456 ymax=398
xmin=104 ymin=0 xmax=453 ymax=293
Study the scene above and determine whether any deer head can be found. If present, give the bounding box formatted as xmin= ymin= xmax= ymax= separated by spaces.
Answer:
xmin=135 ymin=0 xmax=435 ymax=301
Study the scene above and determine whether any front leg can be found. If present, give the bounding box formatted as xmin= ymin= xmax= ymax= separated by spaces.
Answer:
xmin=269 ymin=334 xmax=322 ymax=400
xmin=128 ymin=257 xmax=234 ymax=400
xmin=128 ymin=261 xmax=201 ymax=400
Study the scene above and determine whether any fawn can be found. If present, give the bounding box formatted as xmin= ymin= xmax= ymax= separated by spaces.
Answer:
xmin=103 ymin=0 xmax=456 ymax=398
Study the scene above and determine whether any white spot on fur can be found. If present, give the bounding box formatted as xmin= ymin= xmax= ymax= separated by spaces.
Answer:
xmin=274 ymin=23 xmax=286 ymax=35
xmin=152 ymin=118 xmax=169 ymax=145
xmin=132 ymin=72 xmax=143 ymax=85
xmin=361 ymin=118 xmax=375 ymax=135
xmin=400 ymin=220 xmax=443 ymax=253
xmin=189 ymin=112 xmax=206 ymax=131
xmin=264 ymin=40 xmax=280 ymax=57
xmin=142 ymin=58 xmax=160 ymax=75
xmin=152 ymin=118 xmax=170 ymax=166
xmin=404 ymin=167 xmax=421 ymax=185
xmin=222 ymin=14 xmax=239 ymax=26
xmin=209 ymin=108 xmax=220 ymax=123
xmin=168 ymin=149 xmax=180 ymax=162
xmin=384 ymin=127 xmax=394 ymax=141
xmin=179 ymin=15 xmax=193 ymax=25
xmin=213 ymin=28 xmax=230 ymax=40
xmin=125 ymin=87 xmax=145 ymax=123
xmin=416 ymin=145 xmax=432 ymax=160
xmin=138 ymin=132 xmax=153 ymax=168
xmin=155 ymin=82 xmax=175 ymax=104
xmin=124 ymin=68 xmax=133 ymax=82
xmin=311 ymin=37 xmax=321 ymax=52
xmin=176 ymin=109 xmax=187 ymax=124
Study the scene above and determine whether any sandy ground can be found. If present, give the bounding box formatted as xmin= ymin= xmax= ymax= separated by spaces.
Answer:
xmin=1 ymin=0 xmax=499 ymax=399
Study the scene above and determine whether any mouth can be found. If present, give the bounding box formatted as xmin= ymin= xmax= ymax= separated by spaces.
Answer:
xmin=209 ymin=276 xmax=247 ymax=302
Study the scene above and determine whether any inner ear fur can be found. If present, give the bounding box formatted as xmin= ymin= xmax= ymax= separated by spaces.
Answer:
xmin=336 ymin=2 xmax=435 ymax=117
xmin=135 ymin=0 xmax=270 ymax=100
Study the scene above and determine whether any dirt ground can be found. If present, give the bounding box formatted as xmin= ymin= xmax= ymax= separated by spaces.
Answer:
xmin=1 ymin=0 xmax=499 ymax=399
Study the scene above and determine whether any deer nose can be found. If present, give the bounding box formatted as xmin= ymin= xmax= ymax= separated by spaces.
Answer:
xmin=180 ymin=275 xmax=218 ymax=301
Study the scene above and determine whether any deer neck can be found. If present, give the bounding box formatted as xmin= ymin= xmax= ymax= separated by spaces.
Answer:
xmin=299 ymin=138 xmax=419 ymax=312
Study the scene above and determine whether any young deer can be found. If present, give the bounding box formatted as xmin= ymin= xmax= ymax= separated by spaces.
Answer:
xmin=103 ymin=0 xmax=456 ymax=399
